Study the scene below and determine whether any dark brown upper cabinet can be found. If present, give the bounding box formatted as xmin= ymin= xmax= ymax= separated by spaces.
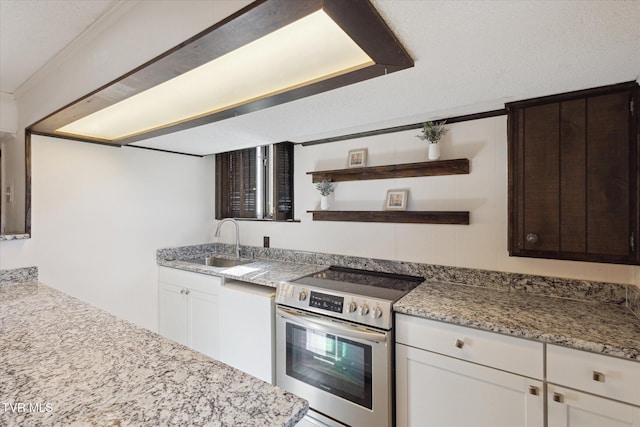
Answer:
xmin=507 ymin=82 xmax=639 ymax=265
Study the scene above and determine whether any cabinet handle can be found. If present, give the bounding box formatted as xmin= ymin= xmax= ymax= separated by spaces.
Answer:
xmin=455 ymin=339 xmax=464 ymax=349
xmin=592 ymin=371 xmax=605 ymax=382
xmin=528 ymin=385 xmax=539 ymax=396
xmin=526 ymin=233 xmax=538 ymax=244
xmin=184 ymin=289 xmax=190 ymax=295
xmin=180 ymin=289 xmax=185 ymax=295
xmin=552 ymin=392 xmax=564 ymax=403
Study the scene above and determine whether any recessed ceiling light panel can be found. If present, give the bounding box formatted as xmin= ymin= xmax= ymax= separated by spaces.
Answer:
xmin=28 ymin=0 xmax=413 ymax=146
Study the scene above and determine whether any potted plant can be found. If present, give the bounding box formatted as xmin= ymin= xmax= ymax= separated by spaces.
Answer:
xmin=315 ymin=179 xmax=335 ymax=210
xmin=417 ymin=120 xmax=448 ymax=160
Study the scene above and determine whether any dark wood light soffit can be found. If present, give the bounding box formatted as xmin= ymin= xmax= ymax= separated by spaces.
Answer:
xmin=27 ymin=0 xmax=414 ymax=147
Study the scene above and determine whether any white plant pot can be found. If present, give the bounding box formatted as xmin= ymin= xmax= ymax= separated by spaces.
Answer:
xmin=320 ymin=195 xmax=330 ymax=210
xmin=428 ymin=143 xmax=441 ymax=161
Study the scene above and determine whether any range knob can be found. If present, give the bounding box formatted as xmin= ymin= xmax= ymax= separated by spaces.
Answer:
xmin=348 ymin=301 xmax=357 ymax=313
xmin=297 ymin=291 xmax=307 ymax=301
xmin=359 ymin=304 xmax=370 ymax=316
xmin=372 ymin=306 xmax=383 ymax=319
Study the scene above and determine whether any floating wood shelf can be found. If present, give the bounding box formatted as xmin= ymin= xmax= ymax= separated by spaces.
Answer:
xmin=307 ymin=158 xmax=469 ymax=183
xmin=307 ymin=210 xmax=470 ymax=225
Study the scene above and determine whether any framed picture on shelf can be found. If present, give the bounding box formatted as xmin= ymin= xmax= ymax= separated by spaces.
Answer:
xmin=347 ymin=148 xmax=367 ymax=168
xmin=384 ymin=189 xmax=408 ymax=211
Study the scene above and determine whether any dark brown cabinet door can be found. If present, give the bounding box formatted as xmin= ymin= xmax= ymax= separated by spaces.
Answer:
xmin=507 ymin=82 xmax=639 ymax=265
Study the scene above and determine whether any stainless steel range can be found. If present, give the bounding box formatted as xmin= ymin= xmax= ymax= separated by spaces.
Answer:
xmin=275 ymin=266 xmax=424 ymax=427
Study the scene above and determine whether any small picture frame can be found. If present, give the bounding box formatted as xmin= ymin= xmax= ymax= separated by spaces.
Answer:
xmin=347 ymin=148 xmax=367 ymax=168
xmin=384 ymin=189 xmax=408 ymax=211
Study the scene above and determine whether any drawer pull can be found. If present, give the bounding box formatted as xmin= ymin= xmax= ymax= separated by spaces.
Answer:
xmin=455 ymin=339 xmax=464 ymax=349
xmin=528 ymin=385 xmax=539 ymax=396
xmin=552 ymin=392 xmax=564 ymax=403
xmin=592 ymin=371 xmax=605 ymax=382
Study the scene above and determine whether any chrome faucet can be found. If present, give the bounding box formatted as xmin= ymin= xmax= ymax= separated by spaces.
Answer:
xmin=214 ymin=218 xmax=241 ymax=258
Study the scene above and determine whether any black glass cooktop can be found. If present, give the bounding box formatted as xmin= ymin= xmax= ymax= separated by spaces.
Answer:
xmin=292 ymin=266 xmax=424 ymax=302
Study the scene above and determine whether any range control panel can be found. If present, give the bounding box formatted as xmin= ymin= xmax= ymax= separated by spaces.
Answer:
xmin=275 ymin=282 xmax=393 ymax=330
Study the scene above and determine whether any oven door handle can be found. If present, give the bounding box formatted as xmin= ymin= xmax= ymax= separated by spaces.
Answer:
xmin=277 ymin=306 xmax=389 ymax=344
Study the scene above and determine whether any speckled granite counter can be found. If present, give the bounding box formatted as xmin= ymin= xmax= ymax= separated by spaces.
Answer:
xmin=157 ymin=246 xmax=326 ymax=288
xmin=395 ymin=281 xmax=640 ymax=361
xmin=0 ymin=282 xmax=307 ymax=426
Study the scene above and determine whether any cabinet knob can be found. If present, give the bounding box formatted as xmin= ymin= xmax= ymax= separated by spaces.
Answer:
xmin=526 ymin=233 xmax=538 ymax=244
xmin=592 ymin=371 xmax=605 ymax=382
xmin=180 ymin=289 xmax=185 ymax=295
xmin=528 ymin=385 xmax=539 ymax=396
xmin=455 ymin=339 xmax=464 ymax=349
xmin=552 ymin=392 xmax=564 ymax=403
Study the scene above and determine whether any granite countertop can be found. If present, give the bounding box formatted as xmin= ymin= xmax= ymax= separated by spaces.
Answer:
xmin=158 ymin=256 xmax=327 ymax=288
xmin=395 ymin=281 xmax=640 ymax=361
xmin=0 ymin=282 xmax=308 ymax=426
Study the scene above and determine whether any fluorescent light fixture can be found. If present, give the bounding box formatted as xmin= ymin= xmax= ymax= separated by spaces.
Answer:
xmin=29 ymin=0 xmax=413 ymax=147
xmin=56 ymin=11 xmax=373 ymax=141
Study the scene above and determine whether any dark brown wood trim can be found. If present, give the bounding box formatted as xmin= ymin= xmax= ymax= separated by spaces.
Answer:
xmin=308 ymin=158 xmax=469 ymax=183
xmin=300 ymin=109 xmax=506 ymax=146
xmin=124 ymin=145 xmax=205 ymax=157
xmin=27 ymin=0 xmax=413 ymax=146
xmin=307 ymin=210 xmax=470 ymax=224
xmin=29 ymin=131 xmax=123 ymax=148
xmin=24 ymin=131 xmax=32 ymax=236
xmin=505 ymin=81 xmax=638 ymax=111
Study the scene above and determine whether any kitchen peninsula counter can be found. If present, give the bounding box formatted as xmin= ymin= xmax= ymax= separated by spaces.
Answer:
xmin=0 ymin=282 xmax=308 ymax=426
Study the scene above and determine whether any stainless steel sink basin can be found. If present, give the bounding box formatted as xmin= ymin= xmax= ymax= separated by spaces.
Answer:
xmin=184 ymin=256 xmax=250 ymax=268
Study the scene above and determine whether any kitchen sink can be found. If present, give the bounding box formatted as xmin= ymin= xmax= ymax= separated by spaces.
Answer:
xmin=184 ymin=256 xmax=251 ymax=268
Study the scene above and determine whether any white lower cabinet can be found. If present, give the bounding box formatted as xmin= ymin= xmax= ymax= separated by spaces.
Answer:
xmin=548 ymin=384 xmax=640 ymax=427
xmin=396 ymin=314 xmax=544 ymax=427
xmin=158 ymin=267 xmax=222 ymax=359
xmin=396 ymin=314 xmax=640 ymax=427
xmin=396 ymin=344 xmax=544 ymax=427
xmin=547 ymin=344 xmax=640 ymax=427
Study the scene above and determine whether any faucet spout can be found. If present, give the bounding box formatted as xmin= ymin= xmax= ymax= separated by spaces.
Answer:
xmin=214 ymin=218 xmax=241 ymax=258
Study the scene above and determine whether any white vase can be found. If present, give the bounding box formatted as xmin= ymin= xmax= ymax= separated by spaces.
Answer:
xmin=320 ymin=195 xmax=330 ymax=210
xmin=428 ymin=143 xmax=441 ymax=161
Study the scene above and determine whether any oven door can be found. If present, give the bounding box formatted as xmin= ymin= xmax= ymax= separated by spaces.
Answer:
xmin=276 ymin=306 xmax=392 ymax=427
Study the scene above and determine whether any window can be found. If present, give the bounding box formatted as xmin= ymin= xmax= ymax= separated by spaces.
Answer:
xmin=215 ymin=142 xmax=294 ymax=221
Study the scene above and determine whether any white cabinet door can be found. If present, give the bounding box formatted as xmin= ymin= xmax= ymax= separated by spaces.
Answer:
xmin=158 ymin=282 xmax=188 ymax=346
xmin=548 ymin=384 xmax=640 ymax=427
xmin=189 ymin=288 xmax=219 ymax=359
xmin=158 ymin=267 xmax=221 ymax=359
xmin=396 ymin=343 xmax=544 ymax=427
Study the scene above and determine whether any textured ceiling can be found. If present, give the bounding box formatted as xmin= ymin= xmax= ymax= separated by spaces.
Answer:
xmin=0 ymin=0 xmax=118 ymax=93
xmin=1 ymin=0 xmax=639 ymax=155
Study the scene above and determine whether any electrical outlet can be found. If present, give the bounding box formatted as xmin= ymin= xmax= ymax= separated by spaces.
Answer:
xmin=263 ymin=236 xmax=270 ymax=248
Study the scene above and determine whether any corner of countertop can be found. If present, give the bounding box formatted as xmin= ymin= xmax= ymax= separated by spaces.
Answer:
xmin=0 ymin=266 xmax=38 ymax=286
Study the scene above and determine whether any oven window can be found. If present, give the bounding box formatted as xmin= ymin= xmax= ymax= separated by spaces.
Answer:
xmin=285 ymin=322 xmax=373 ymax=409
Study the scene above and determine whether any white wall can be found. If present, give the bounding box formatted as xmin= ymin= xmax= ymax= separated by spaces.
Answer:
xmin=233 ymin=116 xmax=640 ymax=287
xmin=0 ymin=136 xmax=215 ymax=330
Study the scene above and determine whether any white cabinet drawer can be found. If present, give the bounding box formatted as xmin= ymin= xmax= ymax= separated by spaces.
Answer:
xmin=159 ymin=266 xmax=221 ymax=295
xmin=547 ymin=344 xmax=640 ymax=406
xmin=395 ymin=314 xmax=543 ymax=379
